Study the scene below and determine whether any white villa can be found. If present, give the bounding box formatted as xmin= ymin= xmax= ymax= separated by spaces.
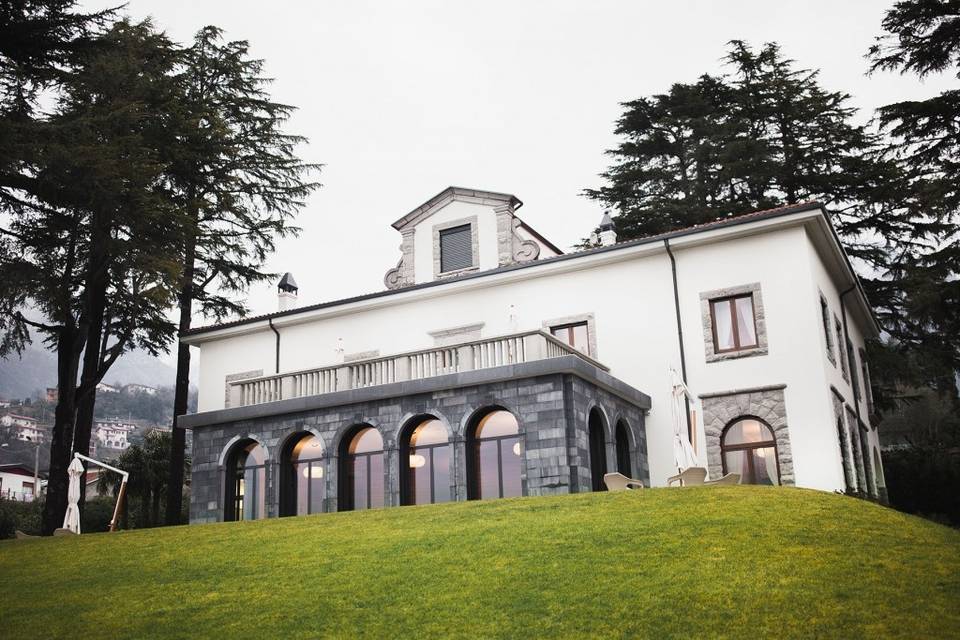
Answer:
xmin=180 ymin=187 xmax=884 ymax=524
xmin=0 ymin=414 xmax=46 ymax=443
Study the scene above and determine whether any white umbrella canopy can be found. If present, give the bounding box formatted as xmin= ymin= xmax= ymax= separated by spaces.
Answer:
xmin=671 ymin=369 xmax=699 ymax=472
xmin=62 ymin=456 xmax=84 ymax=534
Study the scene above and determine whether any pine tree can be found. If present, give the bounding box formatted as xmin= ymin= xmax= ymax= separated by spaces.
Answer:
xmin=0 ymin=16 xmax=187 ymax=534
xmin=586 ymin=41 xmax=889 ymax=256
xmin=868 ymin=0 xmax=960 ymax=396
xmin=584 ymin=74 xmax=739 ymax=238
xmin=163 ymin=27 xmax=320 ymax=524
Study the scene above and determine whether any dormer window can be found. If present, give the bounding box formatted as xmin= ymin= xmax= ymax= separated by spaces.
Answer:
xmin=440 ymin=224 xmax=473 ymax=273
xmin=433 ymin=216 xmax=480 ymax=277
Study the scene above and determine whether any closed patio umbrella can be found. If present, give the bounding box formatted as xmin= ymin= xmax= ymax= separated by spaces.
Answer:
xmin=671 ymin=368 xmax=699 ymax=472
xmin=62 ymin=456 xmax=84 ymax=534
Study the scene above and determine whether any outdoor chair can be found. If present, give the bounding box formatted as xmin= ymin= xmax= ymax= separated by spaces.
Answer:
xmin=704 ymin=473 xmax=740 ymax=485
xmin=603 ymin=472 xmax=645 ymax=491
xmin=666 ymin=466 xmax=707 ymax=487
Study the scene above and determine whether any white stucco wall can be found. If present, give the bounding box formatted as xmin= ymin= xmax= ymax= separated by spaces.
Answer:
xmin=189 ymin=211 xmax=877 ymax=492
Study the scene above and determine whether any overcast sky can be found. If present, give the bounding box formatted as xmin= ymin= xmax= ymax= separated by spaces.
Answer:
xmin=83 ymin=0 xmax=955 ymax=327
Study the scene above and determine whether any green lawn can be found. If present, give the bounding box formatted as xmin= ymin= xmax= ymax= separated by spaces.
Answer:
xmin=1 ymin=487 xmax=958 ymax=639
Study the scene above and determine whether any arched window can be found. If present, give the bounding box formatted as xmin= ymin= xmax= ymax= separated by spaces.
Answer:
xmin=280 ymin=432 xmax=325 ymax=517
xmin=224 ymin=440 xmax=266 ymax=521
xmin=400 ymin=417 xmax=451 ymax=506
xmin=721 ymin=418 xmax=780 ymax=485
xmin=588 ymin=408 xmax=608 ymax=491
xmin=467 ymin=409 xmax=522 ymax=500
xmin=615 ymin=420 xmax=632 ymax=478
xmin=339 ymin=426 xmax=384 ymax=511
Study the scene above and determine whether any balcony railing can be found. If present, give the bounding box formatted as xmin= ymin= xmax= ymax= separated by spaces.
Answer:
xmin=230 ymin=330 xmax=607 ymax=408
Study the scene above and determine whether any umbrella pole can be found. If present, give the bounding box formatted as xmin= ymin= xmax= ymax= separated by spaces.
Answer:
xmin=110 ymin=479 xmax=128 ymax=533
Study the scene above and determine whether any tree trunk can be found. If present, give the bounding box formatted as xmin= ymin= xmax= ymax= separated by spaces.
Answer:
xmin=165 ymin=230 xmax=196 ymax=525
xmin=72 ymin=212 xmax=111 ymax=509
xmin=152 ymin=482 xmax=161 ymax=526
xmin=41 ymin=325 xmax=84 ymax=535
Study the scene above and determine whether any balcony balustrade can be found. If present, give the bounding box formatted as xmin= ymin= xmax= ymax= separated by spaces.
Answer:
xmin=230 ymin=330 xmax=607 ymax=408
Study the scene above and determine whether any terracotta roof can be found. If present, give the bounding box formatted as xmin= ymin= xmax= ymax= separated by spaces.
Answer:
xmin=182 ymin=201 xmax=825 ymax=338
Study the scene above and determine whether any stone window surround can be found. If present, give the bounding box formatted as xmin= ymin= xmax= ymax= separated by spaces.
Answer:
xmin=834 ymin=314 xmax=849 ymax=381
xmin=699 ymin=384 xmax=794 ymax=485
xmin=819 ymin=290 xmax=836 ymax=366
xmin=428 ymin=322 xmax=485 ymax=346
xmin=542 ymin=312 xmax=598 ymax=358
xmin=433 ymin=216 xmax=480 ymax=278
xmin=700 ymin=282 xmax=768 ymax=363
xmin=830 ymin=386 xmax=857 ymax=493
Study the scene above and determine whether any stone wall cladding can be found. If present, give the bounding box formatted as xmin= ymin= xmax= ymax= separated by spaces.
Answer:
xmin=699 ymin=282 xmax=768 ymax=363
xmin=189 ymin=372 xmax=649 ymax=523
xmin=700 ymin=384 xmax=794 ymax=485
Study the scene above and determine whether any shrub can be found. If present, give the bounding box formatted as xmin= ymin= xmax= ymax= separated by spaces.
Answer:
xmin=0 ymin=498 xmax=43 ymax=539
xmin=81 ymin=497 xmax=118 ymax=534
xmin=883 ymin=445 xmax=960 ymax=526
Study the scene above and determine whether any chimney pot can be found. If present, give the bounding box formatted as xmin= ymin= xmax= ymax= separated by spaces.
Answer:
xmin=278 ymin=272 xmax=298 ymax=311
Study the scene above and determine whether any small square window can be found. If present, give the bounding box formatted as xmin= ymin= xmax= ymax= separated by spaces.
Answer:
xmin=550 ymin=322 xmax=590 ymax=355
xmin=439 ymin=224 xmax=473 ymax=273
xmin=709 ymin=294 xmax=758 ymax=353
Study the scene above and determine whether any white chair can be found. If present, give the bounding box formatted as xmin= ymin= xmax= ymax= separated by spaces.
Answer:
xmin=666 ymin=467 xmax=707 ymax=487
xmin=603 ymin=472 xmax=645 ymax=491
xmin=704 ymin=473 xmax=741 ymax=486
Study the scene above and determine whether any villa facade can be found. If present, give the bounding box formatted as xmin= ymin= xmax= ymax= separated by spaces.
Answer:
xmin=180 ymin=187 xmax=885 ymax=524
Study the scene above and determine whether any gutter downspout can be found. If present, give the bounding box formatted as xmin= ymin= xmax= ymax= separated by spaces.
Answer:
xmin=269 ymin=318 xmax=280 ymax=374
xmin=664 ymin=239 xmax=693 ymax=442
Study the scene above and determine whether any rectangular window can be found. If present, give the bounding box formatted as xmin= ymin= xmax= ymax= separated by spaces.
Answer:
xmin=551 ymin=322 xmax=590 ymax=355
xmin=847 ymin=338 xmax=860 ymax=400
xmin=835 ymin=317 xmax=848 ymax=378
xmin=820 ymin=296 xmax=834 ymax=362
xmin=859 ymin=348 xmax=873 ymax=414
xmin=710 ymin=294 xmax=758 ymax=353
xmin=439 ymin=224 xmax=473 ymax=273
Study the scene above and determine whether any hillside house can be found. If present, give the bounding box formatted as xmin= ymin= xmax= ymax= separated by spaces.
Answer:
xmin=179 ymin=187 xmax=885 ymax=524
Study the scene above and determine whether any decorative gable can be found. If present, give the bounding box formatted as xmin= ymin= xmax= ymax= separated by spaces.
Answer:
xmin=384 ymin=187 xmax=560 ymax=289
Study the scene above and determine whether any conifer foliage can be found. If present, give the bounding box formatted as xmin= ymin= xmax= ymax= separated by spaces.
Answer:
xmin=868 ymin=0 xmax=960 ymax=397
xmin=0 ymin=2 xmax=317 ymax=533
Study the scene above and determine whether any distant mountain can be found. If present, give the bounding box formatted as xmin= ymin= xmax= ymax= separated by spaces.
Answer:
xmin=0 ymin=344 xmax=179 ymax=401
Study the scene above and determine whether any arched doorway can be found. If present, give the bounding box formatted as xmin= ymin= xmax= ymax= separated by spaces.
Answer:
xmin=400 ymin=416 xmax=451 ymax=505
xmin=721 ymin=418 xmax=780 ymax=485
xmin=224 ymin=439 xmax=267 ymax=521
xmin=466 ymin=408 xmax=522 ymax=500
xmin=615 ymin=419 xmax=632 ymax=478
xmin=338 ymin=426 xmax=385 ymax=511
xmin=588 ymin=407 xmax=608 ymax=491
xmin=279 ymin=432 xmax=325 ymax=517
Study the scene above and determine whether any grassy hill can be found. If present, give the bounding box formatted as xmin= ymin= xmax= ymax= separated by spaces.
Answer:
xmin=1 ymin=487 xmax=958 ymax=638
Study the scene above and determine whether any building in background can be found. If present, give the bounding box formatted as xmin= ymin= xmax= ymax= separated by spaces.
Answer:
xmin=0 ymin=414 xmax=47 ymax=443
xmin=122 ymin=383 xmax=157 ymax=396
xmin=0 ymin=463 xmax=46 ymax=501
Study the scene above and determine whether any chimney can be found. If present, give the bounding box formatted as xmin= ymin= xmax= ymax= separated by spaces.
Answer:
xmin=598 ymin=211 xmax=617 ymax=247
xmin=277 ymin=272 xmax=298 ymax=311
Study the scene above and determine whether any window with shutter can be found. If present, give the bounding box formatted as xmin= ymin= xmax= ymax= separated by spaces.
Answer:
xmin=439 ymin=224 xmax=473 ymax=272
